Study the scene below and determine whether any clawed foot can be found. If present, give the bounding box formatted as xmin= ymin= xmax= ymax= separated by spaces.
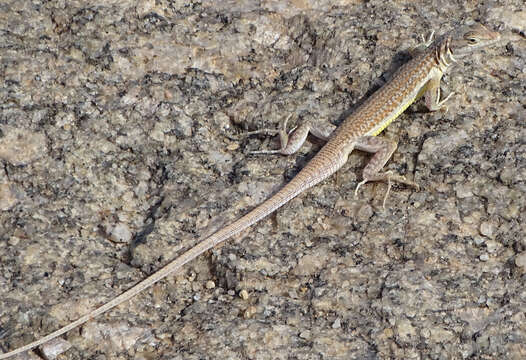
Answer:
xmin=409 ymin=30 xmax=436 ymax=56
xmin=436 ymin=91 xmax=455 ymax=113
xmin=244 ymin=114 xmax=296 ymax=155
xmin=354 ymin=171 xmax=420 ymax=209
xmin=421 ymin=30 xmax=435 ymax=48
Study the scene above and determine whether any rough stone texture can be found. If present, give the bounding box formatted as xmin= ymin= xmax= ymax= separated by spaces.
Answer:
xmin=0 ymin=126 xmax=47 ymax=166
xmin=40 ymin=338 xmax=72 ymax=360
xmin=0 ymin=1 xmax=525 ymax=360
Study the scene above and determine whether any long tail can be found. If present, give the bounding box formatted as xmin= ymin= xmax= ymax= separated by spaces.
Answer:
xmin=0 ymin=148 xmax=344 ymax=359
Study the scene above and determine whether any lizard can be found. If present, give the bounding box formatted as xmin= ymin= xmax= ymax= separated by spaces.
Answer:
xmin=0 ymin=22 xmax=501 ymax=359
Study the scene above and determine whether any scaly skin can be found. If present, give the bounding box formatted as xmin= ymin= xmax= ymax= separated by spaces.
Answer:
xmin=0 ymin=23 xmax=500 ymax=359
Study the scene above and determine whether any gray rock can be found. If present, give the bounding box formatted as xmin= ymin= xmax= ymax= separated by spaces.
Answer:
xmin=0 ymin=1 xmax=524 ymax=360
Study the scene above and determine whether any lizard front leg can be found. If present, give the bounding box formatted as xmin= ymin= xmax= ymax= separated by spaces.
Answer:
xmin=423 ymin=76 xmax=455 ymax=111
xmin=409 ymin=29 xmax=435 ymax=56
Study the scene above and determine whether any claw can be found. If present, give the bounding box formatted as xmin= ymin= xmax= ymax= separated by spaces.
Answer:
xmin=248 ymin=148 xmax=282 ymax=155
xmin=382 ymin=172 xmax=393 ymax=209
xmin=423 ymin=30 xmax=435 ymax=47
xmin=437 ymin=91 xmax=455 ymax=108
xmin=354 ymin=179 xmax=367 ymax=197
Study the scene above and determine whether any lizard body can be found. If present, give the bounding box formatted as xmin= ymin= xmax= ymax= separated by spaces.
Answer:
xmin=0 ymin=23 xmax=500 ymax=359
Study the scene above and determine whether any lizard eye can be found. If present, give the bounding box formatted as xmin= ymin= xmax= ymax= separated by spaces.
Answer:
xmin=467 ymin=38 xmax=478 ymax=45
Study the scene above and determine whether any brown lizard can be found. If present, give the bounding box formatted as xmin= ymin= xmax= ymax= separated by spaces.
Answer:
xmin=0 ymin=22 xmax=501 ymax=359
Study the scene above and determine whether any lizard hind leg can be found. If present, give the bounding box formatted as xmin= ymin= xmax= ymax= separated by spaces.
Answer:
xmin=354 ymin=136 xmax=419 ymax=208
xmin=248 ymin=114 xmax=336 ymax=155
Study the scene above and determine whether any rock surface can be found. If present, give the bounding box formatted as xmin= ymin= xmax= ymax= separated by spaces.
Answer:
xmin=0 ymin=1 xmax=525 ymax=359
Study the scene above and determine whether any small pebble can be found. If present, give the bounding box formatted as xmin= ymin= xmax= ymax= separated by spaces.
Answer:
xmin=332 ymin=318 xmax=341 ymax=329
xmin=479 ymin=221 xmax=494 ymax=238
xmin=239 ymin=289 xmax=249 ymax=300
xmin=40 ymin=338 xmax=72 ymax=359
xmin=474 ymin=236 xmax=486 ymax=246
xmin=243 ymin=306 xmax=257 ymax=319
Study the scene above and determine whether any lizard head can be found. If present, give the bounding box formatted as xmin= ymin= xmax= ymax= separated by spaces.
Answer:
xmin=447 ymin=23 xmax=501 ymax=59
